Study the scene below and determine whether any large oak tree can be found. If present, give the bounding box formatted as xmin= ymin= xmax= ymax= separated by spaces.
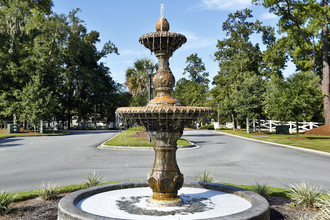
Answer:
xmin=254 ymin=0 xmax=330 ymax=124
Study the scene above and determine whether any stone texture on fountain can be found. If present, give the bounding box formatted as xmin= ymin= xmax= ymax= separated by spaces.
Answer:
xmin=156 ymin=17 xmax=170 ymax=31
xmin=116 ymin=106 xmax=212 ymax=117
xmin=116 ymin=15 xmax=212 ymax=206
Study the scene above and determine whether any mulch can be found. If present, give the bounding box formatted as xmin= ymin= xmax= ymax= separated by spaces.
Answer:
xmin=253 ymin=132 xmax=268 ymax=135
xmin=0 ymin=128 xmax=8 ymax=133
xmin=265 ymin=195 xmax=318 ymax=219
xmin=289 ymin=136 xmax=309 ymax=140
xmin=129 ymin=131 xmax=149 ymax=141
xmin=0 ymin=194 xmax=320 ymax=220
xmin=129 ymin=131 xmax=148 ymax=138
xmin=0 ymin=128 xmax=36 ymax=134
xmin=305 ymin=125 xmax=330 ymax=136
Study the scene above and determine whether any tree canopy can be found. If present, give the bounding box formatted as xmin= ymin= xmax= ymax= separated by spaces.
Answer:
xmin=173 ymin=53 xmax=210 ymax=106
xmin=212 ymin=9 xmax=269 ymax=127
xmin=125 ymin=58 xmax=157 ymax=106
xmin=254 ymin=0 xmax=330 ymax=124
xmin=0 ymin=2 xmax=124 ymax=129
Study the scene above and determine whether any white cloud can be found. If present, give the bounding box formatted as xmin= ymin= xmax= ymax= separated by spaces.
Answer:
xmin=200 ymin=0 xmax=252 ymax=11
xmin=179 ymin=31 xmax=216 ymax=50
xmin=261 ymin=12 xmax=277 ymax=20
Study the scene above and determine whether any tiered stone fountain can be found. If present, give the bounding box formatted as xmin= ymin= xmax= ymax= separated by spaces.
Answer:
xmin=58 ymin=7 xmax=270 ymax=220
xmin=115 ymin=15 xmax=212 ymax=206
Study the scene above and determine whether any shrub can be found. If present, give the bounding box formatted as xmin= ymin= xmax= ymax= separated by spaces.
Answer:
xmin=288 ymin=182 xmax=322 ymax=207
xmin=251 ymin=182 xmax=271 ymax=196
xmin=216 ymin=127 xmax=231 ymax=130
xmin=196 ymin=171 xmax=214 ymax=183
xmin=198 ymin=124 xmax=214 ymax=130
xmin=84 ymin=171 xmax=104 ymax=188
xmin=126 ymin=126 xmax=144 ymax=132
xmin=37 ymin=182 xmax=60 ymax=200
xmin=0 ymin=190 xmax=15 ymax=215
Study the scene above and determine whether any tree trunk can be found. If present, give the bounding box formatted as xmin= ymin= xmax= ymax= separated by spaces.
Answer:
xmin=13 ymin=113 xmax=17 ymax=124
xmin=94 ymin=104 xmax=97 ymax=128
xmin=40 ymin=119 xmax=43 ymax=134
xmin=296 ymin=121 xmax=299 ymax=137
xmin=67 ymin=108 xmax=71 ymax=130
xmin=231 ymin=113 xmax=236 ymax=130
xmin=322 ymin=0 xmax=330 ymax=125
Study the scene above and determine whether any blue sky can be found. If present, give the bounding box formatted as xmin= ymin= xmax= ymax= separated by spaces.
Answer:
xmin=52 ymin=0 xmax=294 ymax=88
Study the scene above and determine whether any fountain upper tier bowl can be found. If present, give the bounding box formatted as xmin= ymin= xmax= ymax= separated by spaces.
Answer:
xmin=138 ymin=17 xmax=187 ymax=54
xmin=139 ymin=31 xmax=187 ymax=54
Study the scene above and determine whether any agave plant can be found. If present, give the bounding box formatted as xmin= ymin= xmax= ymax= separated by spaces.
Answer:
xmin=288 ymin=182 xmax=322 ymax=207
xmin=37 ymin=182 xmax=60 ymax=200
xmin=195 ymin=170 xmax=214 ymax=183
xmin=0 ymin=190 xmax=15 ymax=215
xmin=84 ymin=171 xmax=104 ymax=187
xmin=316 ymin=193 xmax=330 ymax=220
xmin=251 ymin=182 xmax=271 ymax=196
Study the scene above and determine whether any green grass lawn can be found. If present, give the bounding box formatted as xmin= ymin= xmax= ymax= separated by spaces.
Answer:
xmin=8 ymin=181 xmax=290 ymax=202
xmin=0 ymin=130 xmax=67 ymax=138
xmin=217 ymin=130 xmax=330 ymax=153
xmin=10 ymin=181 xmax=121 ymax=202
xmin=105 ymin=127 xmax=191 ymax=147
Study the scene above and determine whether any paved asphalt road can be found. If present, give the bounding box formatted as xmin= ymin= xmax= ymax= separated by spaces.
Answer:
xmin=0 ymin=130 xmax=329 ymax=193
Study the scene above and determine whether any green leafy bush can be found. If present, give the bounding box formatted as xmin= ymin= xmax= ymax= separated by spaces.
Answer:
xmin=216 ymin=127 xmax=232 ymax=130
xmin=288 ymin=182 xmax=322 ymax=207
xmin=0 ymin=190 xmax=15 ymax=215
xmin=37 ymin=182 xmax=60 ymax=200
xmin=126 ymin=126 xmax=145 ymax=132
xmin=251 ymin=182 xmax=271 ymax=196
xmin=198 ymin=124 xmax=214 ymax=130
xmin=84 ymin=171 xmax=104 ymax=188
xmin=196 ymin=171 xmax=214 ymax=183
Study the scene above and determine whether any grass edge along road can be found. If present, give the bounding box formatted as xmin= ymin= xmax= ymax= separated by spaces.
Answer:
xmin=0 ymin=130 xmax=67 ymax=138
xmin=216 ymin=130 xmax=330 ymax=153
xmin=104 ymin=127 xmax=191 ymax=147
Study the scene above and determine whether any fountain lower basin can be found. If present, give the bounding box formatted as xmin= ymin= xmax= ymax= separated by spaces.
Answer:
xmin=58 ymin=182 xmax=270 ymax=220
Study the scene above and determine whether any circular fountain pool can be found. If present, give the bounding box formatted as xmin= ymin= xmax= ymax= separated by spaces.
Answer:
xmin=58 ymin=182 xmax=269 ymax=220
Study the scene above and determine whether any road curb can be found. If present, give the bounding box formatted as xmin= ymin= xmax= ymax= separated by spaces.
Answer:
xmin=215 ymin=131 xmax=330 ymax=158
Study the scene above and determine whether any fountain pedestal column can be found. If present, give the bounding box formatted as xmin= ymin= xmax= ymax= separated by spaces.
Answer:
xmin=147 ymin=129 xmax=184 ymax=206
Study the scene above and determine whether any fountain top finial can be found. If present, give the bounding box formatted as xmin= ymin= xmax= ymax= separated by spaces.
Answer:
xmin=155 ymin=2 xmax=169 ymax=32
xmin=155 ymin=17 xmax=170 ymax=32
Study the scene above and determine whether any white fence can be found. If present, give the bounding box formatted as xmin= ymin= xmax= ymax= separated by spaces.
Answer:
xmin=246 ymin=119 xmax=321 ymax=134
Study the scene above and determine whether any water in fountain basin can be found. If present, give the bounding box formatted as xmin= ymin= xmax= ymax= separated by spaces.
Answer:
xmin=76 ymin=187 xmax=251 ymax=219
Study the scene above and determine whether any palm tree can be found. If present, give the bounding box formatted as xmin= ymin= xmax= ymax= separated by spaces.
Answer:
xmin=125 ymin=59 xmax=156 ymax=103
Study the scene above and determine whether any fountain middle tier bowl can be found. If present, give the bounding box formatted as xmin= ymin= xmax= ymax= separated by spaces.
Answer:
xmin=116 ymin=106 xmax=212 ymax=121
